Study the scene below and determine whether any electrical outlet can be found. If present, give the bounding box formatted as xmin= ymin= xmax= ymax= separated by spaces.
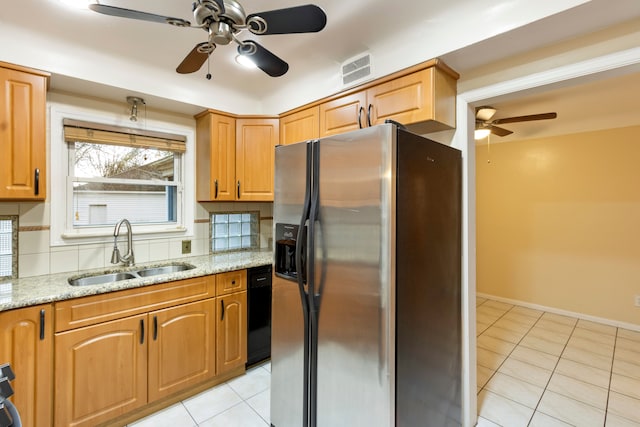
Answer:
xmin=181 ymin=240 xmax=191 ymax=254
xmin=635 ymin=295 xmax=640 ymax=307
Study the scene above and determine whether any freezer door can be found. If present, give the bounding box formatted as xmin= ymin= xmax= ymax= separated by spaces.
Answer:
xmin=272 ymin=141 xmax=310 ymax=427
xmin=314 ymin=126 xmax=395 ymax=427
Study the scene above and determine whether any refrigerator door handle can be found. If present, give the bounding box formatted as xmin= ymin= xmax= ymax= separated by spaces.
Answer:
xmin=295 ymin=141 xmax=315 ymax=427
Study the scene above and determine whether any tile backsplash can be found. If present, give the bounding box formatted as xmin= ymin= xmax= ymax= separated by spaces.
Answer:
xmin=3 ymin=201 xmax=273 ymax=279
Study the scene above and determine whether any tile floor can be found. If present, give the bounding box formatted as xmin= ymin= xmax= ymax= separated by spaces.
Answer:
xmin=128 ymin=298 xmax=640 ymax=427
xmin=128 ymin=361 xmax=271 ymax=427
xmin=476 ymin=297 xmax=640 ymax=427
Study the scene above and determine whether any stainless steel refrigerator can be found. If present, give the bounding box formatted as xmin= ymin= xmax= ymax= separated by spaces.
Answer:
xmin=271 ymin=123 xmax=462 ymax=427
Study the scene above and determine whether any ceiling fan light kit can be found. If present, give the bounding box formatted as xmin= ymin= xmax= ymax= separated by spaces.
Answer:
xmin=475 ymin=105 xmax=558 ymax=139
xmin=88 ymin=0 xmax=327 ymax=78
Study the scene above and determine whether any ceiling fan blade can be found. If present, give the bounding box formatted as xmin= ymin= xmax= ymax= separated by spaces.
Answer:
xmin=493 ymin=112 xmax=557 ymax=125
xmin=247 ymin=5 xmax=327 ymax=35
xmin=490 ymin=125 xmax=513 ymax=137
xmin=176 ymin=43 xmax=211 ymax=74
xmin=238 ymin=41 xmax=289 ymax=77
xmin=88 ymin=4 xmax=191 ymax=26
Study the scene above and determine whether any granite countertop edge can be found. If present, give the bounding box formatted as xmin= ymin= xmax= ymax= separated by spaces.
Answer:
xmin=0 ymin=250 xmax=273 ymax=312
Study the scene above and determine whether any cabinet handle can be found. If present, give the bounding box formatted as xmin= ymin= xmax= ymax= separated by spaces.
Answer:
xmin=367 ymin=104 xmax=373 ymax=127
xmin=237 ymin=180 xmax=241 ymax=199
xmin=153 ymin=315 xmax=158 ymax=341
xmin=220 ymin=299 xmax=225 ymax=321
xmin=357 ymin=106 xmax=364 ymax=129
xmin=214 ymin=179 xmax=219 ymax=199
xmin=34 ymin=168 xmax=40 ymax=196
xmin=140 ymin=319 xmax=145 ymax=344
xmin=39 ymin=309 xmax=45 ymax=340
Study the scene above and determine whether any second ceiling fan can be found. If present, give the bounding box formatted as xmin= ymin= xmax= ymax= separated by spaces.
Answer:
xmin=89 ymin=0 xmax=327 ymax=78
xmin=475 ymin=106 xmax=557 ymax=138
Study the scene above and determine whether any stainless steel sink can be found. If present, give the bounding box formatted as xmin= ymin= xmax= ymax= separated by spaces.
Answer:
xmin=69 ymin=272 xmax=138 ymax=286
xmin=68 ymin=263 xmax=196 ymax=286
xmin=136 ymin=264 xmax=194 ymax=277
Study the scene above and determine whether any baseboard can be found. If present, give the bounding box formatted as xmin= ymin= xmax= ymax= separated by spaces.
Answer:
xmin=477 ymin=292 xmax=640 ymax=333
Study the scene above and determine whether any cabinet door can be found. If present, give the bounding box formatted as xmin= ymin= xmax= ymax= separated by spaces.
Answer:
xmin=0 ymin=304 xmax=52 ymax=427
xmin=0 ymin=66 xmax=47 ymax=200
xmin=235 ymin=118 xmax=278 ymax=201
xmin=319 ymin=91 xmax=367 ymax=137
xmin=148 ymin=299 xmax=216 ymax=402
xmin=54 ymin=314 xmax=147 ymax=427
xmin=367 ymin=67 xmax=456 ymax=129
xmin=217 ymin=291 xmax=247 ymax=375
xmin=280 ymin=106 xmax=319 ymax=145
xmin=196 ymin=112 xmax=236 ymax=201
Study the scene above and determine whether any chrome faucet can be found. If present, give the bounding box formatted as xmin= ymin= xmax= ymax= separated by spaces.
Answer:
xmin=111 ymin=219 xmax=135 ymax=266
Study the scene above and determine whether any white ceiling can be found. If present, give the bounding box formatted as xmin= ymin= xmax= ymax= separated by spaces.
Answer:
xmin=2 ymin=0 xmax=640 ymax=141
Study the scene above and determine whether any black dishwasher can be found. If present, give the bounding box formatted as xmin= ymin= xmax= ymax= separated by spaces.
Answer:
xmin=246 ymin=264 xmax=272 ymax=367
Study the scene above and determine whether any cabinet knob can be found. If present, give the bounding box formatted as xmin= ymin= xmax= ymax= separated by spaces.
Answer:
xmin=214 ymin=179 xmax=219 ymax=199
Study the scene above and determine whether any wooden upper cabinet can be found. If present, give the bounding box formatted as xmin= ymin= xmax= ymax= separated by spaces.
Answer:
xmin=236 ymin=118 xmax=278 ymax=201
xmin=319 ymin=62 xmax=458 ymax=136
xmin=367 ymin=67 xmax=457 ymax=132
xmin=0 ymin=304 xmax=53 ymax=427
xmin=0 ymin=62 xmax=49 ymax=200
xmin=319 ymin=91 xmax=367 ymax=137
xmin=196 ymin=111 xmax=236 ymax=201
xmin=280 ymin=106 xmax=320 ymax=145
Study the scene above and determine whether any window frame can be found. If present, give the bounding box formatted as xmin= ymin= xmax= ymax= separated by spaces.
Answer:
xmin=50 ymin=102 xmax=195 ymax=246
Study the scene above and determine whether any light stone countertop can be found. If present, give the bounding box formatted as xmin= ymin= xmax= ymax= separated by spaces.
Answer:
xmin=0 ymin=250 xmax=273 ymax=312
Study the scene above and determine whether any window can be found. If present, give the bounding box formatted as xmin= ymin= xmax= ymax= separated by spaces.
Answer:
xmin=49 ymin=105 xmax=195 ymax=246
xmin=68 ymin=139 xmax=180 ymax=227
xmin=0 ymin=216 xmax=17 ymax=279
xmin=211 ymin=212 xmax=259 ymax=253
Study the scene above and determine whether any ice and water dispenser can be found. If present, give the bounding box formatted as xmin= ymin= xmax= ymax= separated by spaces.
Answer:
xmin=274 ymin=223 xmax=300 ymax=280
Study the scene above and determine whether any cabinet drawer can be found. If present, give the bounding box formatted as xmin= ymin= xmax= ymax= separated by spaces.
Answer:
xmin=216 ymin=269 xmax=247 ymax=296
xmin=55 ymin=275 xmax=216 ymax=332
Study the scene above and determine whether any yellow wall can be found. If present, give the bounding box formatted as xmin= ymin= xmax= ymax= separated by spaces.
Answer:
xmin=476 ymin=125 xmax=640 ymax=325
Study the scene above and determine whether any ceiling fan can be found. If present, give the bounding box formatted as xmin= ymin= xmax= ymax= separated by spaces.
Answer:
xmin=475 ymin=106 xmax=557 ymax=138
xmin=88 ymin=0 xmax=327 ymax=78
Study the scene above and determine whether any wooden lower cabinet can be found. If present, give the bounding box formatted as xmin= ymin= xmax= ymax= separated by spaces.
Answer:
xmin=0 ymin=304 xmax=53 ymax=427
xmin=148 ymin=299 xmax=216 ymax=401
xmin=216 ymin=291 xmax=247 ymax=375
xmin=54 ymin=314 xmax=148 ymax=427
xmin=52 ymin=272 xmax=248 ymax=426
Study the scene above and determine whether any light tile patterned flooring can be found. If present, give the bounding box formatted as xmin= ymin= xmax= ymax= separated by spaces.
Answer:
xmin=128 ymin=361 xmax=271 ymax=427
xmin=476 ymin=297 xmax=640 ymax=427
xmin=128 ymin=298 xmax=640 ymax=427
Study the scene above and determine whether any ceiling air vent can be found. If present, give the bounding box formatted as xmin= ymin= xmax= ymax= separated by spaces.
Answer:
xmin=341 ymin=53 xmax=372 ymax=88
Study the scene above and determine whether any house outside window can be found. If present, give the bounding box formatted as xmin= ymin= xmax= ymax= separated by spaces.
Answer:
xmin=69 ymin=138 xmax=180 ymax=228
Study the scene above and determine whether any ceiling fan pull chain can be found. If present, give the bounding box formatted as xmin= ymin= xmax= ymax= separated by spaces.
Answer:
xmin=206 ymin=51 xmax=212 ymax=80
